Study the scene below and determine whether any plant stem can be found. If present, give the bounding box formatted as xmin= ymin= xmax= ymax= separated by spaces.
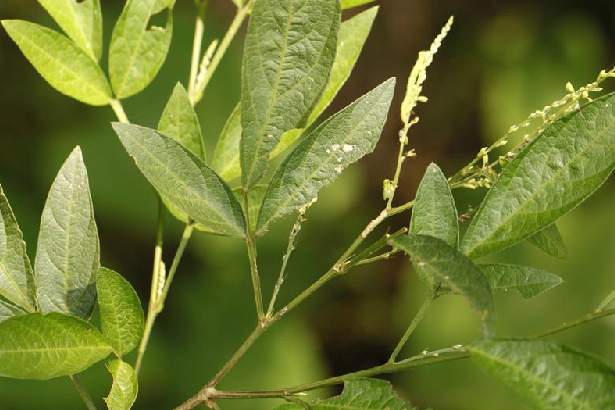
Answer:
xmin=243 ymin=192 xmax=265 ymax=320
xmin=188 ymin=0 xmax=209 ymax=101
xmin=598 ymin=290 xmax=615 ymax=312
xmin=354 ymin=250 xmax=401 ymax=267
xmin=388 ymin=295 xmax=433 ymax=363
xmin=158 ymin=222 xmax=195 ymax=312
xmin=531 ymin=307 xmax=615 ymax=339
xmin=110 ymin=99 xmax=129 ymax=124
xmin=70 ymin=375 xmax=99 ymax=410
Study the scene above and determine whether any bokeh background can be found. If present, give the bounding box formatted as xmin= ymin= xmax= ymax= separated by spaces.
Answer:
xmin=1 ymin=1 xmax=615 ymax=409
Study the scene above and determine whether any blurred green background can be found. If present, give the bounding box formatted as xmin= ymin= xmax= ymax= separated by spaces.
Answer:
xmin=1 ymin=1 xmax=615 ymax=409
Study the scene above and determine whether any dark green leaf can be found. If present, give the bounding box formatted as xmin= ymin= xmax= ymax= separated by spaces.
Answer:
xmin=109 ymin=0 xmax=173 ymax=99
xmin=2 ymin=20 xmax=112 ymax=106
xmin=470 ymin=339 xmax=615 ymax=410
xmin=35 ymin=147 xmax=100 ymax=319
xmin=0 ymin=183 xmax=36 ymax=313
xmin=257 ymin=78 xmax=395 ymax=233
xmin=391 ymin=234 xmax=495 ymax=335
xmin=410 ymin=163 xmax=459 ymax=290
xmin=97 ymin=268 xmax=144 ymax=358
xmin=480 ymin=264 xmax=562 ymax=298
xmin=113 ymin=123 xmax=246 ymax=238
xmin=461 ymin=94 xmax=615 ymax=259
xmin=273 ymin=378 xmax=416 ymax=410
xmin=106 ymin=359 xmax=138 ymax=410
xmin=527 ymin=223 xmax=567 ymax=259
xmin=240 ymin=0 xmax=341 ymax=188
xmin=0 ymin=313 xmax=112 ymax=380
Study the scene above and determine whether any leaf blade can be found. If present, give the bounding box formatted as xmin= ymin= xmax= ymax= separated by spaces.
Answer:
xmin=341 ymin=0 xmax=377 ymax=9
xmin=106 ymin=359 xmax=138 ymax=410
xmin=480 ymin=264 xmax=563 ymax=299
xmin=527 ymin=223 xmax=567 ymax=259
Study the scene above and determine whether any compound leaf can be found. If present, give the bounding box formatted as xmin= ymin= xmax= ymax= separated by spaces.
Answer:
xmin=2 ymin=20 xmax=112 ymax=106
xmin=97 ymin=268 xmax=144 ymax=358
xmin=36 ymin=0 xmax=103 ymax=61
xmin=527 ymin=223 xmax=567 ymax=259
xmin=240 ymin=0 xmax=340 ymax=188
xmin=35 ymin=147 xmax=100 ymax=319
xmin=410 ymin=163 xmax=459 ymax=290
xmin=273 ymin=378 xmax=416 ymax=410
xmin=0 ymin=183 xmax=36 ymax=313
xmin=480 ymin=264 xmax=562 ymax=299
xmin=0 ymin=313 xmax=112 ymax=380
xmin=461 ymin=94 xmax=615 ymax=259
xmin=391 ymin=234 xmax=495 ymax=336
xmin=470 ymin=339 xmax=615 ymax=410
xmin=257 ymin=78 xmax=395 ymax=233
xmin=109 ymin=0 xmax=173 ymax=99
xmin=106 ymin=359 xmax=138 ymax=410
xmin=113 ymin=123 xmax=246 ymax=238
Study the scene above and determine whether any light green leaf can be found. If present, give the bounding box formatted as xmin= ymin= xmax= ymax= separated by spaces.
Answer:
xmin=233 ymin=185 xmax=267 ymax=229
xmin=0 ymin=313 xmax=112 ymax=380
xmin=35 ymin=147 xmax=100 ymax=319
xmin=274 ymin=378 xmax=416 ymax=410
xmin=106 ymin=359 xmax=138 ymax=410
xmin=461 ymin=94 xmax=615 ymax=259
xmin=113 ymin=123 xmax=246 ymax=238
xmin=409 ymin=163 xmax=459 ymax=290
xmin=97 ymin=268 xmax=144 ymax=358
xmin=342 ymin=0 xmax=377 ymax=9
xmin=257 ymin=78 xmax=395 ymax=233
xmin=391 ymin=234 xmax=495 ymax=335
xmin=240 ymin=0 xmax=341 ymax=188
xmin=0 ymin=183 xmax=36 ymax=313
xmin=1 ymin=20 xmax=112 ymax=106
xmin=470 ymin=339 xmax=615 ymax=410
xmin=159 ymin=83 xmax=205 ymax=161
xmin=480 ymin=264 xmax=562 ymax=299
xmin=0 ymin=297 xmax=26 ymax=323
xmin=527 ymin=223 xmax=567 ymax=259
xmin=108 ymin=0 xmax=173 ymax=99
xmin=36 ymin=0 xmax=103 ymax=61
xmin=230 ymin=0 xmax=243 ymax=7
xmin=213 ymin=8 xmax=377 ymax=181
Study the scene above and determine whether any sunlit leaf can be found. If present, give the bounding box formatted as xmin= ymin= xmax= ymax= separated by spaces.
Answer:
xmin=341 ymin=0 xmax=377 ymax=9
xmin=106 ymin=359 xmax=138 ymax=410
xmin=480 ymin=264 xmax=562 ymax=298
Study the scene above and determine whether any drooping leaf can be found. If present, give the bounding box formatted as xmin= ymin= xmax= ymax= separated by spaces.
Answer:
xmin=461 ymin=94 xmax=615 ymax=259
xmin=527 ymin=223 xmax=567 ymax=259
xmin=108 ymin=0 xmax=174 ymax=99
xmin=97 ymin=268 xmax=144 ymax=358
xmin=1 ymin=20 xmax=112 ymax=106
xmin=410 ymin=163 xmax=459 ymax=290
xmin=273 ymin=378 xmax=416 ymax=410
xmin=0 ymin=313 xmax=112 ymax=380
xmin=106 ymin=359 xmax=138 ymax=410
xmin=257 ymin=78 xmax=395 ymax=233
xmin=470 ymin=339 xmax=615 ymax=410
xmin=0 ymin=183 xmax=36 ymax=313
xmin=113 ymin=123 xmax=246 ymax=238
xmin=158 ymin=83 xmax=205 ymax=161
xmin=213 ymin=8 xmax=377 ymax=182
xmin=35 ymin=147 xmax=100 ymax=319
xmin=35 ymin=0 xmax=103 ymax=61
xmin=240 ymin=0 xmax=341 ymax=188
xmin=480 ymin=264 xmax=562 ymax=299
xmin=233 ymin=185 xmax=267 ymax=229
xmin=342 ymin=0 xmax=377 ymax=9
xmin=391 ymin=234 xmax=495 ymax=335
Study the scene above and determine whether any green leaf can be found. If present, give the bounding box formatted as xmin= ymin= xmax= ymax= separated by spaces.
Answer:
xmin=213 ymin=8 xmax=377 ymax=181
xmin=36 ymin=0 xmax=103 ymax=61
xmin=233 ymin=185 xmax=267 ymax=229
xmin=342 ymin=0 xmax=377 ymax=9
xmin=158 ymin=83 xmax=205 ymax=161
xmin=480 ymin=264 xmax=562 ymax=299
xmin=1 ymin=20 xmax=112 ymax=106
xmin=106 ymin=359 xmax=138 ymax=410
xmin=391 ymin=234 xmax=495 ymax=335
xmin=409 ymin=163 xmax=459 ymax=290
xmin=97 ymin=268 xmax=144 ymax=358
xmin=35 ymin=147 xmax=100 ymax=319
xmin=0 ymin=183 xmax=36 ymax=313
xmin=461 ymin=94 xmax=615 ymax=259
xmin=108 ymin=0 xmax=173 ymax=99
xmin=257 ymin=78 xmax=395 ymax=233
xmin=274 ymin=378 xmax=416 ymax=410
xmin=527 ymin=223 xmax=567 ymax=259
xmin=0 ymin=313 xmax=112 ymax=380
xmin=470 ymin=339 xmax=615 ymax=410
xmin=113 ymin=123 xmax=246 ymax=238
xmin=240 ymin=0 xmax=341 ymax=188
xmin=0 ymin=297 xmax=26 ymax=323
